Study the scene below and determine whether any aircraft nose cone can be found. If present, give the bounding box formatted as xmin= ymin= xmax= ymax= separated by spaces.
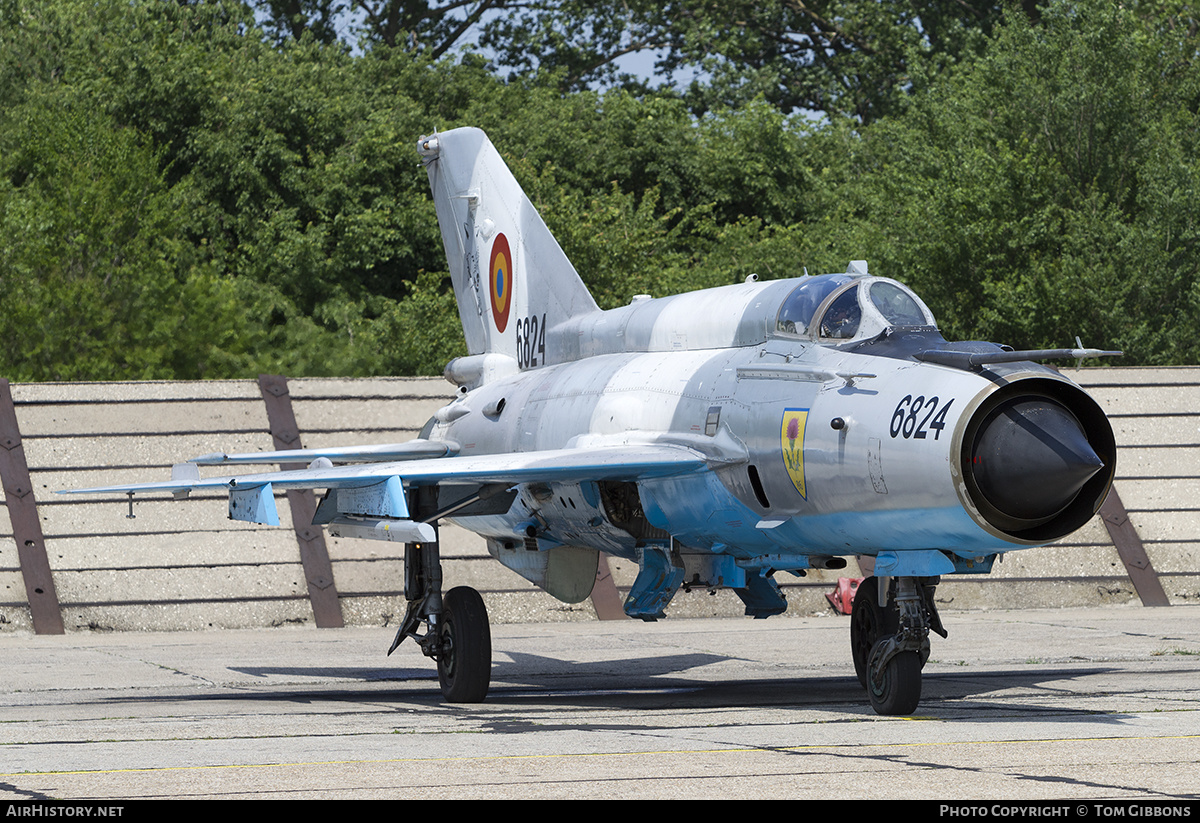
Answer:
xmin=970 ymin=397 xmax=1104 ymax=525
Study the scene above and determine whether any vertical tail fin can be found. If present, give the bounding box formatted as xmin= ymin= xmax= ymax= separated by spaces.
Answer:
xmin=418 ymin=128 xmax=598 ymax=369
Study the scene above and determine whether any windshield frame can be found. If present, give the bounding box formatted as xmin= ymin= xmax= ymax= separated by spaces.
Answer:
xmin=773 ymin=274 xmax=857 ymax=338
xmin=806 ymin=275 xmax=936 ymax=343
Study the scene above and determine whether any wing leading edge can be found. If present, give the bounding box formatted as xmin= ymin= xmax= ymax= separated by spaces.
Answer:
xmin=62 ymin=443 xmax=716 ymax=530
xmin=189 ymin=439 xmax=456 ymax=466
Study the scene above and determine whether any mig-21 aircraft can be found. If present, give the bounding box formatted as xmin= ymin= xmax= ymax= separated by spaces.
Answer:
xmin=67 ymin=127 xmax=1119 ymax=715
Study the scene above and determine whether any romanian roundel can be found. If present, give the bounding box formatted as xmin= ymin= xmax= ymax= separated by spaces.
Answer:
xmin=488 ymin=233 xmax=513 ymax=333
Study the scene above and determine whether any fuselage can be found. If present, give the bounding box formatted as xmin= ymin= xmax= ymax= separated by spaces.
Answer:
xmin=431 ymin=275 xmax=1115 ymax=568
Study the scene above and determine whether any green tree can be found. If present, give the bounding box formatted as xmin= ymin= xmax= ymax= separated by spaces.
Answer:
xmin=833 ymin=0 xmax=1200 ymax=362
xmin=0 ymin=94 xmax=267 ymax=380
xmin=247 ymin=0 xmax=1044 ymax=122
xmin=5 ymin=0 xmax=1195 ymax=379
xmin=479 ymin=0 xmax=1038 ymax=121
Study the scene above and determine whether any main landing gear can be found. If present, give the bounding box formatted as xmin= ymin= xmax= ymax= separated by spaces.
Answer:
xmin=388 ymin=527 xmax=492 ymax=704
xmin=850 ymin=576 xmax=945 ymax=716
xmin=436 ymin=586 xmax=491 ymax=702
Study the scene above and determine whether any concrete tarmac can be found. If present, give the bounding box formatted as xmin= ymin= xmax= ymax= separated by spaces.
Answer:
xmin=2 ymin=605 xmax=1199 ymax=800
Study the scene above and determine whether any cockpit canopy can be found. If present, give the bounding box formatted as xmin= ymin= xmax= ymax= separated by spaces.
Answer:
xmin=775 ymin=273 xmax=936 ymax=343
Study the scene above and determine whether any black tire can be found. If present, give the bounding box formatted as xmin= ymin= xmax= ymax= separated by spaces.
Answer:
xmin=850 ymin=577 xmax=896 ymax=690
xmin=437 ymin=586 xmax=491 ymax=703
xmin=867 ymin=649 xmax=922 ymax=716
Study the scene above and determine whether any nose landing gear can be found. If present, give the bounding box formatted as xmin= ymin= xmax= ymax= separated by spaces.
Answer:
xmin=850 ymin=576 xmax=944 ymax=715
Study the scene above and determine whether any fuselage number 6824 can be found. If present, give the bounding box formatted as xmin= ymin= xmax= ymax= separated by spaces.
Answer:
xmin=889 ymin=395 xmax=954 ymax=440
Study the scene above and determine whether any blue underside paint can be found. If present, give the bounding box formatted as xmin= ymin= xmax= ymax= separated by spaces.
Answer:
xmin=872 ymin=550 xmax=957 ymax=577
xmin=640 ymin=472 xmax=1027 ymax=562
xmin=228 ymin=483 xmax=279 ymax=526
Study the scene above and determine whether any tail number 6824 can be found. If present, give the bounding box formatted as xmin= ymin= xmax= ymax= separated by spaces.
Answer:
xmin=516 ymin=313 xmax=546 ymax=369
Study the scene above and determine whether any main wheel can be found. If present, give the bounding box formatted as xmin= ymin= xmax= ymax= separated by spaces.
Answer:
xmin=850 ymin=577 xmax=895 ymax=689
xmin=437 ymin=586 xmax=491 ymax=703
xmin=867 ymin=648 xmax=922 ymax=716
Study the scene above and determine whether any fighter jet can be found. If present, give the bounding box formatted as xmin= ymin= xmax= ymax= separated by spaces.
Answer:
xmin=66 ymin=127 xmax=1119 ymax=715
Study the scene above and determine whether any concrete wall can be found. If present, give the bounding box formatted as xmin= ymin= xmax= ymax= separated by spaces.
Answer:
xmin=0 ymin=367 xmax=1195 ymax=634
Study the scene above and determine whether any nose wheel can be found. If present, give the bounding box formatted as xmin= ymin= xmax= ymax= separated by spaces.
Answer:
xmin=866 ymin=647 xmax=922 ymax=716
xmin=851 ymin=576 xmax=938 ymax=716
xmin=850 ymin=576 xmax=894 ymax=690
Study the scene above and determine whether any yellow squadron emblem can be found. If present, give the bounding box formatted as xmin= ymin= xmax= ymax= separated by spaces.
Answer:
xmin=781 ymin=408 xmax=808 ymax=499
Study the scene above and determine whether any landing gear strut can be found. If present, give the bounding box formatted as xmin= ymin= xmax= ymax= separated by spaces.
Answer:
xmin=387 ymin=490 xmax=492 ymax=703
xmin=850 ymin=576 xmax=944 ymax=716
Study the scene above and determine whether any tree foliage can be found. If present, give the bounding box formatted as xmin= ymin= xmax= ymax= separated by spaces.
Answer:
xmin=0 ymin=0 xmax=1197 ymax=381
xmin=835 ymin=1 xmax=1200 ymax=362
xmin=252 ymin=0 xmax=1038 ymax=122
xmin=478 ymin=0 xmax=1029 ymax=121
